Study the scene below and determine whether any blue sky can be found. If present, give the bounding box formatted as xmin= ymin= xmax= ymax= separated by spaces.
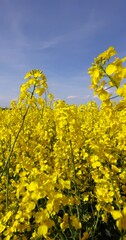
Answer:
xmin=0 ymin=0 xmax=126 ymax=106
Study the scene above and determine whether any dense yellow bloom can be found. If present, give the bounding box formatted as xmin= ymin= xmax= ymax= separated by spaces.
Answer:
xmin=89 ymin=46 xmax=126 ymax=107
xmin=0 ymin=49 xmax=126 ymax=239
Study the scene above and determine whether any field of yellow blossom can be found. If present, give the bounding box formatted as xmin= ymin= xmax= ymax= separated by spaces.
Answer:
xmin=0 ymin=47 xmax=126 ymax=240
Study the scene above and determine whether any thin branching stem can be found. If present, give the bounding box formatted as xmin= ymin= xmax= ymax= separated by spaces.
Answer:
xmin=5 ymin=85 xmax=36 ymax=211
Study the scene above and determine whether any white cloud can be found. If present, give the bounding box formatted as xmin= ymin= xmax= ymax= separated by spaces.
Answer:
xmin=67 ymin=94 xmax=91 ymax=100
xmin=92 ymin=95 xmax=99 ymax=99
xmin=67 ymin=95 xmax=78 ymax=99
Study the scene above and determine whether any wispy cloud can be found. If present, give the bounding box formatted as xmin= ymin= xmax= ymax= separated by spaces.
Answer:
xmin=1 ymin=0 xmax=125 ymax=107
xmin=33 ymin=37 xmax=63 ymax=50
xmin=28 ymin=18 xmax=104 ymax=51
xmin=0 ymin=2 xmax=105 ymax=74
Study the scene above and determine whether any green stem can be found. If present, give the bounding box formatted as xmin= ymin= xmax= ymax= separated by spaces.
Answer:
xmin=5 ymin=85 xmax=36 ymax=211
xmin=91 ymin=211 xmax=100 ymax=239
xmin=54 ymin=224 xmax=68 ymax=240
xmin=69 ymin=140 xmax=81 ymax=240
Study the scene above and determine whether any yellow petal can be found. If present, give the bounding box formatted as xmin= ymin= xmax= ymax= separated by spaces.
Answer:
xmin=37 ymin=224 xmax=48 ymax=236
xmin=27 ymin=201 xmax=35 ymax=211
xmin=28 ymin=181 xmax=38 ymax=191
xmin=116 ymin=88 xmax=124 ymax=96
xmin=111 ymin=210 xmax=122 ymax=220
xmin=123 ymin=206 xmax=126 ymax=216
xmin=106 ymin=64 xmax=117 ymax=75
xmin=116 ymin=219 xmax=122 ymax=231
xmin=81 ymin=231 xmax=89 ymax=240
xmin=93 ymin=69 xmax=100 ymax=78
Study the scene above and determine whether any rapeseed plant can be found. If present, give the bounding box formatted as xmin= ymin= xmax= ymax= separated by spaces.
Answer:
xmin=0 ymin=47 xmax=126 ymax=239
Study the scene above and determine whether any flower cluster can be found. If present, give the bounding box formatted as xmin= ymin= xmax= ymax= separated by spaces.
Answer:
xmin=0 ymin=48 xmax=126 ymax=239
